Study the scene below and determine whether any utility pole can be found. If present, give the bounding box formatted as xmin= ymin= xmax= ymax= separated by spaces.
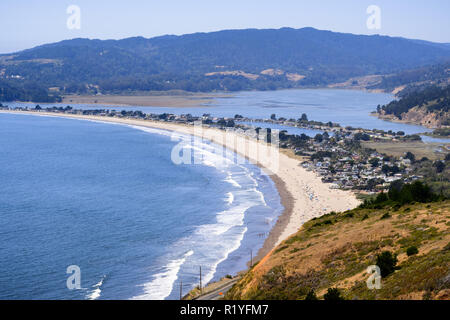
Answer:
xmin=199 ymin=266 xmax=202 ymax=294
xmin=180 ymin=280 xmax=182 ymax=300
xmin=250 ymin=249 xmax=253 ymax=267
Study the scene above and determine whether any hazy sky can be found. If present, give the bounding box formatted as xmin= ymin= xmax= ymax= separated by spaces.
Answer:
xmin=1 ymin=0 xmax=449 ymax=53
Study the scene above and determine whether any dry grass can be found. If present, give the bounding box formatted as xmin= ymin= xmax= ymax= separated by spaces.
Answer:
xmin=226 ymin=200 xmax=450 ymax=300
xmin=362 ymin=141 xmax=446 ymax=161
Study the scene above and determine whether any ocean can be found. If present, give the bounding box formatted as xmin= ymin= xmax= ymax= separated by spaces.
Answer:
xmin=0 ymin=113 xmax=282 ymax=299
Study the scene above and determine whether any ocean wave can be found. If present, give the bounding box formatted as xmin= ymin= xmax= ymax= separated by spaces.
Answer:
xmin=87 ymin=120 xmax=272 ymax=299
xmin=86 ymin=275 xmax=106 ymax=300
xmin=224 ymin=175 xmax=242 ymax=188
xmin=131 ymin=250 xmax=194 ymax=300
xmin=128 ymin=124 xmax=176 ymax=138
xmin=252 ymin=187 xmax=267 ymax=207
xmin=226 ymin=192 xmax=234 ymax=205
xmin=201 ymin=226 xmax=248 ymax=287
xmin=124 ymin=123 xmax=273 ymax=299
xmin=92 ymin=120 xmax=273 ymax=299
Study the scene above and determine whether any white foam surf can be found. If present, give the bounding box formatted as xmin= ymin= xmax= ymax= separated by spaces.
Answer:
xmin=56 ymin=118 xmax=274 ymax=300
xmin=131 ymin=250 xmax=194 ymax=300
xmin=224 ymin=175 xmax=242 ymax=188
xmin=86 ymin=275 xmax=106 ymax=300
xmin=226 ymin=192 xmax=234 ymax=205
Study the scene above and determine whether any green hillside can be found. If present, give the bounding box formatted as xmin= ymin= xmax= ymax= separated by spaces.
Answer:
xmin=376 ymin=85 xmax=450 ymax=127
xmin=1 ymin=27 xmax=450 ymax=100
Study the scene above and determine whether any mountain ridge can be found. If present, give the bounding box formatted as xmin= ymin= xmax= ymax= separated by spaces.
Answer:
xmin=1 ymin=27 xmax=450 ymax=100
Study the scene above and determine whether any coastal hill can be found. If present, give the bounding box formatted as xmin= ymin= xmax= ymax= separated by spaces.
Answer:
xmin=1 ymin=27 xmax=450 ymax=101
xmin=376 ymin=84 xmax=450 ymax=128
xmin=226 ymin=187 xmax=450 ymax=300
xmin=329 ymin=61 xmax=450 ymax=94
xmin=368 ymin=62 xmax=450 ymax=94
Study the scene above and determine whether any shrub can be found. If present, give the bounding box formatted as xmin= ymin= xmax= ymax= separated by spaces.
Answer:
xmin=305 ymin=289 xmax=318 ymax=300
xmin=344 ymin=212 xmax=354 ymax=218
xmin=376 ymin=251 xmax=398 ymax=277
xmin=360 ymin=181 xmax=439 ymax=209
xmin=323 ymin=288 xmax=344 ymax=300
xmin=380 ymin=212 xmax=391 ymax=220
xmin=406 ymin=246 xmax=419 ymax=256
xmin=404 ymin=151 xmax=415 ymax=162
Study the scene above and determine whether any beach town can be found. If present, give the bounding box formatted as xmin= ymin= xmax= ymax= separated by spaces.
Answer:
xmin=2 ymin=103 xmax=440 ymax=195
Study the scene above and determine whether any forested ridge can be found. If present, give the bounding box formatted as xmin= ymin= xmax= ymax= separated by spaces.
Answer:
xmin=1 ymin=27 xmax=450 ymax=102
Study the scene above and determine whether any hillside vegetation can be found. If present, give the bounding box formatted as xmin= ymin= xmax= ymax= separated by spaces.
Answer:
xmin=0 ymin=79 xmax=61 ymax=103
xmin=368 ymin=62 xmax=450 ymax=93
xmin=1 ymin=27 xmax=450 ymax=101
xmin=377 ymin=85 xmax=450 ymax=127
xmin=226 ymin=183 xmax=449 ymax=300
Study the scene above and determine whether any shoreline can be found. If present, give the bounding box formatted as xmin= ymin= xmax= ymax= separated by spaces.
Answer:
xmin=5 ymin=86 xmax=390 ymax=108
xmin=371 ymin=111 xmax=442 ymax=130
xmin=0 ymin=110 xmax=360 ymax=276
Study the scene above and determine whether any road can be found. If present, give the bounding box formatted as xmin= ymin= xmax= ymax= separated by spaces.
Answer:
xmin=195 ymin=279 xmax=238 ymax=300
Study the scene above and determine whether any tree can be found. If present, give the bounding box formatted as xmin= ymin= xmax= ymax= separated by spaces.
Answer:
xmin=375 ymin=191 xmax=388 ymax=203
xmin=226 ymin=119 xmax=235 ymax=127
xmin=376 ymin=251 xmax=397 ymax=278
xmin=270 ymin=113 xmax=276 ymax=120
xmin=323 ymin=288 xmax=343 ymax=300
xmin=217 ymin=119 xmax=227 ymax=126
xmin=354 ymin=132 xmax=370 ymax=141
xmin=305 ymin=289 xmax=318 ymax=300
xmin=406 ymin=246 xmax=419 ymax=256
xmin=382 ymin=164 xmax=391 ymax=175
xmin=369 ymin=158 xmax=379 ymax=167
xmin=404 ymin=151 xmax=415 ymax=162
xmin=314 ymin=133 xmax=323 ymax=143
xmin=367 ymin=178 xmax=380 ymax=190
xmin=300 ymin=113 xmax=308 ymax=122
xmin=388 ymin=180 xmax=404 ymax=201
xmin=433 ymin=160 xmax=445 ymax=173
xmin=404 ymin=181 xmax=435 ymax=203
xmin=390 ymin=165 xmax=400 ymax=174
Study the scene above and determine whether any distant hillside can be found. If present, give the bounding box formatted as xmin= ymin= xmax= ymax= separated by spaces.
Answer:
xmin=226 ymin=185 xmax=449 ymax=300
xmin=0 ymin=79 xmax=61 ymax=103
xmin=377 ymin=85 xmax=450 ymax=128
xmin=367 ymin=62 xmax=450 ymax=94
xmin=1 ymin=27 xmax=450 ymax=100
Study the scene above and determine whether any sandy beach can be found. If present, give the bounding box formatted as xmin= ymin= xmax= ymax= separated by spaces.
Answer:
xmin=0 ymin=110 xmax=360 ymax=262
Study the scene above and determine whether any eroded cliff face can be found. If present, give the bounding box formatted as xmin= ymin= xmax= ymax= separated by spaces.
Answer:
xmin=400 ymin=106 xmax=449 ymax=128
xmin=378 ymin=107 xmax=449 ymax=129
